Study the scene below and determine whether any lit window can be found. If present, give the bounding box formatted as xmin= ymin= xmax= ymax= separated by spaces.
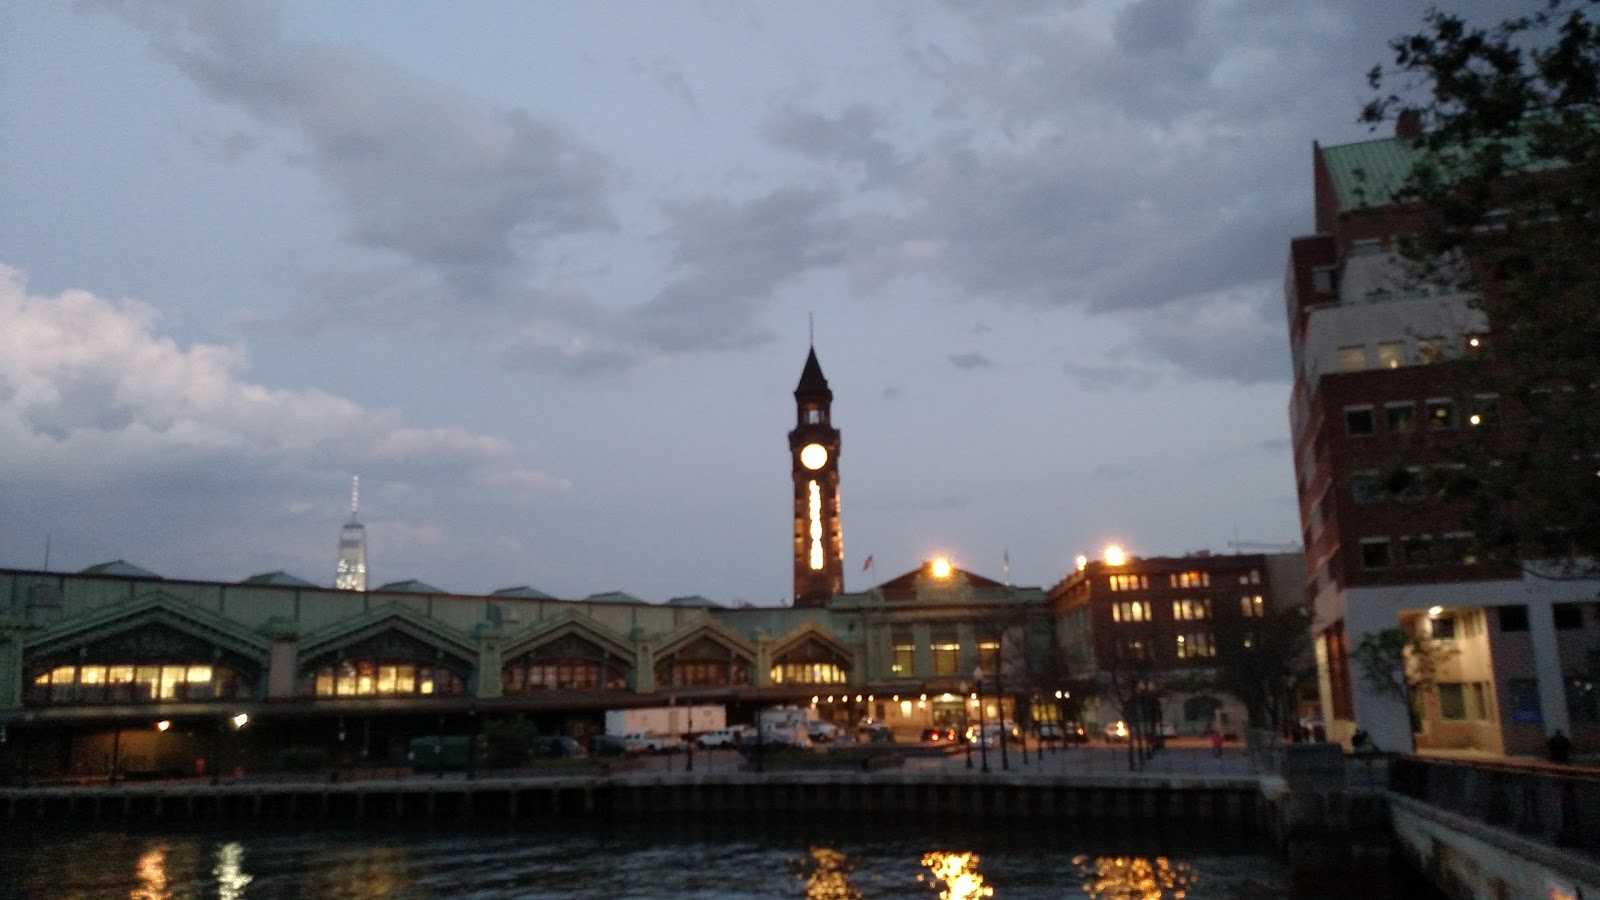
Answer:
xmin=1426 ymin=398 xmax=1457 ymax=429
xmin=1241 ymin=595 xmax=1265 ymax=618
xmin=1377 ymin=342 xmax=1405 ymax=368
xmin=1337 ymin=346 xmax=1367 ymax=371
xmin=1176 ymin=632 xmax=1216 ymax=659
xmin=1172 ymin=598 xmax=1213 ymax=621
xmin=1112 ymin=601 xmax=1152 ymax=623
xmin=1416 ymin=337 xmax=1447 ymax=364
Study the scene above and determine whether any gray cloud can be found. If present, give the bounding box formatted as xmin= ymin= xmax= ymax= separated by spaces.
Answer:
xmin=947 ymin=351 xmax=992 ymax=371
xmin=1062 ymin=360 xmax=1159 ymax=392
xmin=761 ymin=101 xmax=903 ymax=184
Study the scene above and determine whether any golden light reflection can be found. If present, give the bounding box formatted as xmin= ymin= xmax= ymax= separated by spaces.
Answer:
xmin=809 ymin=480 xmax=825 ymax=570
xmin=213 ymin=842 xmax=253 ymax=900
xmin=793 ymin=846 xmax=862 ymax=900
xmin=131 ymin=846 xmax=169 ymax=900
xmin=918 ymin=850 xmax=993 ymax=900
xmin=1074 ymin=854 xmax=1197 ymax=900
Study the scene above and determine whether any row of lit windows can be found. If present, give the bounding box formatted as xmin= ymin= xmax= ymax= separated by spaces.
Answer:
xmin=770 ymin=663 xmax=847 ymax=685
xmin=1171 ymin=571 xmax=1210 ymax=588
xmin=657 ymin=660 xmax=753 ymax=688
xmin=1173 ymin=598 xmax=1211 ymax=621
xmin=1111 ymin=570 xmax=1259 ymax=590
xmin=29 ymin=665 xmax=250 ymax=703
xmin=1345 ymin=394 xmax=1497 ymax=436
xmin=309 ymin=662 xmax=465 ymax=697
xmin=1359 ymin=534 xmax=1478 ymax=569
xmin=1112 ymin=601 xmax=1152 ymax=623
xmin=1115 ymin=596 xmax=1264 ymax=623
xmin=502 ymin=659 xmax=628 ymax=693
xmin=1108 ymin=575 xmax=1148 ymax=591
xmin=1119 ymin=633 xmax=1223 ymax=661
xmin=1175 ymin=632 xmax=1216 ymax=659
xmin=1335 ymin=333 xmax=1483 ymax=373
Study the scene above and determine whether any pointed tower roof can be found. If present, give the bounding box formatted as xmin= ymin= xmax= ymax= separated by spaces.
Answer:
xmin=794 ymin=347 xmax=832 ymax=403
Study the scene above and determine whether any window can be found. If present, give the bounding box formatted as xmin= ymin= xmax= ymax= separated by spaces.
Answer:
xmin=1346 ymin=406 xmax=1375 ymax=436
xmin=1568 ymin=677 xmax=1599 ymax=724
xmin=1440 ymin=533 xmax=1477 ymax=566
xmin=1170 ymin=571 xmax=1211 ymax=588
xmin=1385 ymin=403 xmax=1416 ymax=432
xmin=312 ymin=661 xmax=464 ymax=697
xmin=1377 ymin=341 xmax=1405 ymax=368
xmin=771 ymin=662 xmax=846 ymax=685
xmin=805 ymin=408 xmax=822 ymax=424
xmin=1237 ymin=569 xmax=1261 ymax=585
xmin=1108 ymin=574 xmax=1149 ymax=591
xmin=1172 ymin=598 xmax=1212 ymax=621
xmin=1241 ymin=595 xmax=1265 ymax=618
xmin=976 ymin=639 xmax=999 ymax=674
xmin=931 ymin=639 xmax=960 ymax=676
xmin=1402 ymin=535 xmax=1433 ymax=567
xmin=1553 ymin=603 xmax=1584 ymax=630
xmin=1426 ymin=398 xmax=1457 ymax=429
xmin=1351 ymin=238 xmax=1383 ymax=256
xmin=891 ymin=632 xmax=915 ymax=677
xmin=1467 ymin=394 xmax=1499 ymax=427
xmin=1430 ymin=615 xmax=1456 ymax=640
xmin=1416 ymin=337 xmax=1447 ymax=364
xmin=1175 ymin=632 xmax=1216 ymax=659
xmin=1438 ymin=683 xmax=1467 ymax=720
xmin=1116 ymin=637 xmax=1151 ymax=661
xmin=1497 ymin=605 xmax=1529 ymax=632
xmin=1313 ymin=266 xmax=1336 ymax=293
xmin=1360 ymin=538 xmax=1391 ymax=569
xmin=1351 ymin=470 xmax=1384 ymax=503
xmin=1112 ymin=601 xmax=1152 ymax=623
xmin=1337 ymin=345 xmax=1367 ymax=371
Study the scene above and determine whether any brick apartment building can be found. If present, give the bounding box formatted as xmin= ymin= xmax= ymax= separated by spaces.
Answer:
xmin=1286 ymin=120 xmax=1600 ymax=755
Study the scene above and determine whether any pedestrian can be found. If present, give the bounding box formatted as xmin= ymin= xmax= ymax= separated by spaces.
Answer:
xmin=1210 ymin=730 xmax=1224 ymax=758
xmin=1547 ymin=730 xmax=1572 ymax=765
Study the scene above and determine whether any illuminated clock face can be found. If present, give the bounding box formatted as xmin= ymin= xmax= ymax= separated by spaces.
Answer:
xmin=800 ymin=443 xmax=829 ymax=470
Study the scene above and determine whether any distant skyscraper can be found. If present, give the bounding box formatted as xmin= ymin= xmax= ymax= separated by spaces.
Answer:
xmin=335 ymin=476 xmax=367 ymax=591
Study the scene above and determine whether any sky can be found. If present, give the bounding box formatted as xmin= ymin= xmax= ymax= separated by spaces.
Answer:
xmin=0 ymin=0 xmax=1523 ymax=605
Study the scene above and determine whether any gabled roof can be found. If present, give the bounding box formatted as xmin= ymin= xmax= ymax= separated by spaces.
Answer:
xmin=586 ymin=590 xmax=646 ymax=605
xmin=240 ymin=571 xmax=319 ymax=588
xmin=375 ymin=579 xmax=444 ymax=594
xmin=794 ymin=347 xmax=832 ymax=402
xmin=666 ymin=595 xmax=722 ymax=608
xmin=80 ymin=560 xmax=160 ymax=578
xmin=871 ymin=561 xmax=1005 ymax=602
xmin=491 ymin=585 xmax=556 ymax=599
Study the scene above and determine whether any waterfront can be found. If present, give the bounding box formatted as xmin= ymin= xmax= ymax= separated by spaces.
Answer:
xmin=0 ymin=821 xmax=1439 ymax=899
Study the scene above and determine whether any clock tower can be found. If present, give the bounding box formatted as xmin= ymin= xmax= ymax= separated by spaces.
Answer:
xmin=789 ymin=346 xmax=843 ymax=607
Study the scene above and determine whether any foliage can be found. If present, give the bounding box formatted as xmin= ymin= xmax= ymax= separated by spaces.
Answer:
xmin=1354 ymin=625 xmax=1458 ymax=736
xmin=480 ymin=717 xmax=539 ymax=769
xmin=1208 ymin=603 xmax=1314 ymax=730
xmin=277 ymin=746 xmax=329 ymax=773
xmin=1363 ymin=0 xmax=1600 ymax=577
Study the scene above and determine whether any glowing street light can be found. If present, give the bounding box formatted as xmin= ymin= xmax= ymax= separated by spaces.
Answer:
xmin=931 ymin=557 xmax=953 ymax=578
xmin=1104 ymin=544 xmax=1127 ymax=566
xmin=1075 ymin=555 xmax=1088 ymax=571
xmin=155 ymin=720 xmax=171 ymax=732
xmin=231 ymin=713 xmax=249 ymax=729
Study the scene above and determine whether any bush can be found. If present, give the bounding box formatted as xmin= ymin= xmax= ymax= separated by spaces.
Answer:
xmin=481 ymin=717 xmax=539 ymax=769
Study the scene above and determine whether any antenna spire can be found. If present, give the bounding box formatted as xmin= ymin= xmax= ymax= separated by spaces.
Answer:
xmin=350 ymin=475 xmax=360 ymax=520
xmin=809 ymin=312 xmax=814 ymax=347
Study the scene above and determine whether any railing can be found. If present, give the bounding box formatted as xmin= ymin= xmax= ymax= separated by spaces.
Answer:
xmin=1390 ymin=756 xmax=1600 ymax=856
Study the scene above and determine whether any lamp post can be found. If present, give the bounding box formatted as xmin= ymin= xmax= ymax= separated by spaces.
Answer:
xmin=975 ymin=666 xmax=990 ymax=774
xmin=963 ymin=682 xmax=973 ymax=770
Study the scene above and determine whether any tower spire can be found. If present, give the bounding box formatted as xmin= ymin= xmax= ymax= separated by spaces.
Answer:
xmin=350 ymin=475 xmax=360 ymax=522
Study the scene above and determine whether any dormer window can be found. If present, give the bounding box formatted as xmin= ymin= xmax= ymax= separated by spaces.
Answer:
xmin=806 ymin=408 xmax=822 ymax=424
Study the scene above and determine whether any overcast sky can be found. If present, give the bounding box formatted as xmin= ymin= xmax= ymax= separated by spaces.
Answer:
xmin=0 ymin=0 xmax=1519 ymax=605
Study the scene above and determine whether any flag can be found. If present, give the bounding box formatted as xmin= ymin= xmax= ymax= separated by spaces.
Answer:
xmin=862 ymin=554 xmax=874 ymax=572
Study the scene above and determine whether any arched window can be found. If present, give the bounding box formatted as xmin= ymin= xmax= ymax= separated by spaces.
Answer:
xmin=27 ymin=663 xmax=253 ymax=705
xmin=654 ymin=637 xmax=751 ymax=688
xmin=304 ymin=660 xmax=466 ymax=697
xmin=503 ymin=635 xmax=628 ymax=693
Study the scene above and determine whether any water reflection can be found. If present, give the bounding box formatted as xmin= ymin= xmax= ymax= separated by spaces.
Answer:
xmin=214 ymin=841 xmax=253 ymax=900
xmin=131 ymin=844 xmax=169 ymax=900
xmin=919 ymin=850 xmax=994 ymax=900
xmin=796 ymin=846 xmax=863 ymax=899
xmin=1074 ymin=854 xmax=1197 ymax=900
xmin=299 ymin=846 xmax=416 ymax=898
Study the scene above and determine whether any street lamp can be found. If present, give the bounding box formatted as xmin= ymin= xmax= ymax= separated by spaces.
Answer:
xmin=963 ymin=683 xmax=973 ymax=769
xmin=975 ymin=666 xmax=990 ymax=773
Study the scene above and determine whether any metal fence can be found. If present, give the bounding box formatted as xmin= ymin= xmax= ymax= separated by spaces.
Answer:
xmin=1389 ymin=756 xmax=1600 ymax=856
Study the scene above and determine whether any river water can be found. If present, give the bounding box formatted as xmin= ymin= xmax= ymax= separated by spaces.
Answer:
xmin=0 ymin=821 xmax=1434 ymax=899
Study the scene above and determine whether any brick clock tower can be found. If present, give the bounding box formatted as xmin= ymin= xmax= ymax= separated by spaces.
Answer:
xmin=789 ymin=346 xmax=843 ymax=607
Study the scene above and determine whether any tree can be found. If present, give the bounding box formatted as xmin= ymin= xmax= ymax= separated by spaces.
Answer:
xmin=1209 ymin=603 xmax=1314 ymax=732
xmin=1362 ymin=0 xmax=1600 ymax=577
xmin=1353 ymin=624 xmax=1458 ymax=744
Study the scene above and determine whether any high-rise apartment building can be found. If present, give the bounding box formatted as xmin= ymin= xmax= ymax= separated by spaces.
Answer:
xmin=335 ymin=476 xmax=367 ymax=592
xmin=1286 ymin=120 xmax=1598 ymax=755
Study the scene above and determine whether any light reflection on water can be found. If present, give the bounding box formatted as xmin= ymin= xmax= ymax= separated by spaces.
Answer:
xmin=0 ymin=824 xmax=1427 ymax=899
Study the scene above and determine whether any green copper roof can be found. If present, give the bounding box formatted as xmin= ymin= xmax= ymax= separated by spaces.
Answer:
xmin=491 ymin=585 xmax=555 ymax=599
xmin=80 ymin=560 xmax=160 ymax=578
xmin=1320 ymin=136 xmax=1420 ymax=211
xmin=376 ymin=579 xmax=444 ymax=594
xmin=586 ymin=590 xmax=645 ymax=604
xmin=241 ymin=571 xmax=319 ymax=588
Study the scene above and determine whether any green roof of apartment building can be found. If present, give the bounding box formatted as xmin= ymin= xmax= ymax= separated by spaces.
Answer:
xmin=1320 ymin=136 xmax=1420 ymax=211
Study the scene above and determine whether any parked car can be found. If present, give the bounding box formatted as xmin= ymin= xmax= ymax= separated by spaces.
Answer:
xmin=589 ymin=734 xmax=631 ymax=757
xmin=622 ymin=731 xmax=684 ymax=754
xmin=920 ymin=727 xmax=957 ymax=744
xmin=1104 ymin=720 xmax=1129 ymax=742
xmin=532 ymin=735 xmax=584 ymax=759
xmin=807 ymin=720 xmax=841 ymax=743
xmin=859 ymin=724 xmax=896 ymax=744
xmin=1062 ymin=722 xmax=1089 ymax=745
